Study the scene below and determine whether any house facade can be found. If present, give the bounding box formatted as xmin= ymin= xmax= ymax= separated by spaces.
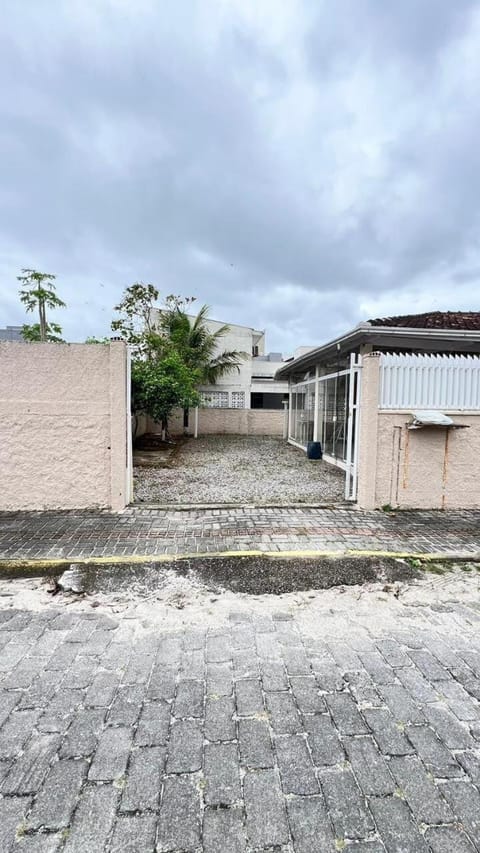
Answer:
xmin=276 ymin=312 xmax=480 ymax=509
xmin=190 ymin=317 xmax=290 ymax=410
xmin=151 ymin=311 xmax=289 ymax=409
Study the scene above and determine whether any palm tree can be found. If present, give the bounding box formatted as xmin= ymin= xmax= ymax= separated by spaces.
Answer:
xmin=159 ymin=303 xmax=246 ymax=429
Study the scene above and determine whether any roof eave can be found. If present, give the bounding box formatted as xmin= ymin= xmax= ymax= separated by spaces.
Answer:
xmin=274 ymin=325 xmax=480 ymax=380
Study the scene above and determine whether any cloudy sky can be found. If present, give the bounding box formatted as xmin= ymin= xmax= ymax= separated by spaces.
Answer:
xmin=1 ymin=0 xmax=480 ymax=354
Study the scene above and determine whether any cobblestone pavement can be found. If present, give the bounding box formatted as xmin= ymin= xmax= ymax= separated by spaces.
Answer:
xmin=1 ymin=506 xmax=480 ymax=561
xmin=134 ymin=436 xmax=344 ymax=505
xmin=1 ymin=572 xmax=480 ymax=851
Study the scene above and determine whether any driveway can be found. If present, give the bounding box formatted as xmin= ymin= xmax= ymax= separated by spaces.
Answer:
xmin=0 ymin=566 xmax=479 ymax=851
xmin=134 ymin=435 xmax=345 ymax=504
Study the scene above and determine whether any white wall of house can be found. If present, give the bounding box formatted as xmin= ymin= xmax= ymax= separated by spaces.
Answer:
xmin=198 ymin=318 xmax=261 ymax=408
xmin=194 ymin=318 xmax=289 ymax=408
xmin=152 ymin=309 xmax=288 ymax=410
xmin=251 ymin=357 xmax=289 ymax=398
xmin=293 ymin=345 xmax=317 ymax=359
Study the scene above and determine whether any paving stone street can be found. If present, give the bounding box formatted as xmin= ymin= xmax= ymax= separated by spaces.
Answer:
xmin=0 ymin=566 xmax=480 ymax=852
xmin=1 ymin=506 xmax=480 ymax=561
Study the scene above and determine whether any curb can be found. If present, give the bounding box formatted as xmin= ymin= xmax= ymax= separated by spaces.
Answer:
xmin=0 ymin=549 xmax=479 ymax=574
xmin=130 ymin=502 xmax=352 ymax=511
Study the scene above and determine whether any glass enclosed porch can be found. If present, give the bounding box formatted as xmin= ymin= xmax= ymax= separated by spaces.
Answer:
xmin=287 ymin=354 xmax=361 ymax=499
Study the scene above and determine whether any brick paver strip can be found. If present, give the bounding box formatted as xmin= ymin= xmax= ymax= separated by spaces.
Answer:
xmin=0 ymin=797 xmax=32 ymax=851
xmin=27 ymin=758 xmax=87 ymax=829
xmin=110 ymin=814 xmax=157 ymax=853
xmin=203 ymin=806 xmax=246 ymax=853
xmin=1 ymin=506 xmax=480 ymax=562
xmin=319 ymin=766 xmax=375 ymax=839
xmin=1 ymin=578 xmax=480 ymax=850
xmin=424 ymin=825 xmax=477 ymax=852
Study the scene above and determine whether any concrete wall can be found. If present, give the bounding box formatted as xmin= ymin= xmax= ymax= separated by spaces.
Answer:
xmin=150 ymin=408 xmax=285 ymax=436
xmin=374 ymin=411 xmax=480 ymax=510
xmin=0 ymin=342 xmax=129 ymax=511
xmin=357 ymin=352 xmax=381 ymax=510
xmin=196 ymin=409 xmax=284 ymax=435
xmin=357 ymin=352 xmax=480 ymax=509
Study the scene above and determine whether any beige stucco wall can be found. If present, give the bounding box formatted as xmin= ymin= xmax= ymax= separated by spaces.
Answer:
xmin=149 ymin=408 xmax=284 ymax=436
xmin=374 ymin=411 xmax=480 ymax=510
xmin=0 ymin=342 xmax=129 ymax=511
xmin=356 ymin=351 xmax=480 ymax=509
xmin=356 ymin=352 xmax=381 ymax=509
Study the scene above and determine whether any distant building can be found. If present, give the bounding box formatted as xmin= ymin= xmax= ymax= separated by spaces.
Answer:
xmin=0 ymin=326 xmax=23 ymax=342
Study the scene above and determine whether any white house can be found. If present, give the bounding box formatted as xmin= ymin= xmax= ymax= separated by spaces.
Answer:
xmin=275 ymin=310 xmax=480 ymax=505
xmin=151 ymin=310 xmax=289 ymax=409
xmin=197 ymin=318 xmax=289 ymax=409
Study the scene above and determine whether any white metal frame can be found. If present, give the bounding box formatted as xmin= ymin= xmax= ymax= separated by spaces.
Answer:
xmin=287 ymin=353 xmax=362 ymax=501
xmin=344 ymin=353 xmax=362 ymax=501
xmin=125 ymin=346 xmax=133 ymax=504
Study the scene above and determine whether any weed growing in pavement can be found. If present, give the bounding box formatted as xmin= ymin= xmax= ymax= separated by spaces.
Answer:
xmin=423 ymin=562 xmax=447 ymax=574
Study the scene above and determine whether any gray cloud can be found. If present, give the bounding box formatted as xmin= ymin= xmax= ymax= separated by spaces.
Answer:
xmin=1 ymin=0 xmax=480 ymax=354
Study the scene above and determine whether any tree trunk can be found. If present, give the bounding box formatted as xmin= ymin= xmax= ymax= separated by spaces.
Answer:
xmin=183 ymin=407 xmax=189 ymax=433
xmin=39 ymin=299 xmax=47 ymax=342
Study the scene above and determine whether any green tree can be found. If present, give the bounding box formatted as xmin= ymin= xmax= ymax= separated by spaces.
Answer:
xmin=111 ymin=282 xmax=163 ymax=355
xmin=112 ymin=284 xmax=245 ymax=436
xmin=21 ymin=322 xmax=64 ymax=343
xmin=112 ymin=284 xmax=198 ymax=437
xmin=18 ymin=269 xmax=66 ymax=342
xmin=132 ymin=349 xmax=200 ymax=438
xmin=159 ymin=299 xmax=246 ymax=428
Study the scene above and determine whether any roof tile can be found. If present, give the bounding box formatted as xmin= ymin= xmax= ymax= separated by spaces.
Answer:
xmin=369 ymin=311 xmax=480 ymax=331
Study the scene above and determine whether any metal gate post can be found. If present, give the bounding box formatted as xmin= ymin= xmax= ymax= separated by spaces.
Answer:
xmin=345 ymin=353 xmax=361 ymax=501
xmin=313 ymin=366 xmax=320 ymax=441
xmin=125 ymin=345 xmax=133 ymax=505
xmin=288 ymin=386 xmax=293 ymax=440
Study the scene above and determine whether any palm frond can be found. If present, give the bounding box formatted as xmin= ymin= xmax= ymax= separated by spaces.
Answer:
xmin=211 ymin=324 xmax=231 ymax=341
xmin=203 ymin=350 xmax=247 ymax=384
xmin=191 ymin=304 xmax=210 ymax=332
xmin=161 ymin=302 xmax=247 ymax=387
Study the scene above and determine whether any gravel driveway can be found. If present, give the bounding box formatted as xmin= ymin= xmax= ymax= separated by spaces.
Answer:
xmin=134 ymin=435 xmax=344 ymax=504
